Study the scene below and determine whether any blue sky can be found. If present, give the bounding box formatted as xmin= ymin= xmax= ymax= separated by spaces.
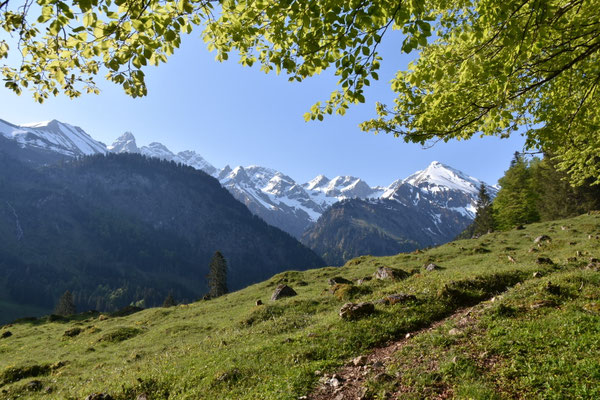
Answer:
xmin=0 ymin=31 xmax=525 ymax=186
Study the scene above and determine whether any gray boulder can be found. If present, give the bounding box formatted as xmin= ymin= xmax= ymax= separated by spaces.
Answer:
xmin=373 ymin=266 xmax=409 ymax=280
xmin=271 ymin=284 xmax=297 ymax=300
xmin=339 ymin=302 xmax=375 ymax=320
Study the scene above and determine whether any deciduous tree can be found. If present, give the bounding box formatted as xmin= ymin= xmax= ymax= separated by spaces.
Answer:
xmin=2 ymin=0 xmax=598 ymax=184
xmin=493 ymin=153 xmax=539 ymax=230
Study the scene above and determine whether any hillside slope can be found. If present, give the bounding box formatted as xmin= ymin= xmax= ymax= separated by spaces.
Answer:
xmin=302 ymin=197 xmax=472 ymax=266
xmin=0 ymin=214 xmax=598 ymax=399
xmin=0 ymin=152 xmax=324 ymax=321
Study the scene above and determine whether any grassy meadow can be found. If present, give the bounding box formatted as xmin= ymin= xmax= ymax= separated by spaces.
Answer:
xmin=0 ymin=213 xmax=599 ymax=399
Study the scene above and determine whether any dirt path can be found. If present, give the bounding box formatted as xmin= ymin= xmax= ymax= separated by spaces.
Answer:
xmin=305 ymin=306 xmax=481 ymax=400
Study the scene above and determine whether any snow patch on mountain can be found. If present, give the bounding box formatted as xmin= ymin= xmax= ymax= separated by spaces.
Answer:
xmin=2 ymin=118 xmax=497 ymax=239
xmin=401 ymin=161 xmax=486 ymax=196
xmin=108 ymin=132 xmax=218 ymax=176
xmin=1 ymin=119 xmax=107 ymax=157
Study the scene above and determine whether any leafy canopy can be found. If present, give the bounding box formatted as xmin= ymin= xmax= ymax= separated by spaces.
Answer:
xmin=0 ymin=0 xmax=214 ymax=100
xmin=2 ymin=0 xmax=599 ymax=184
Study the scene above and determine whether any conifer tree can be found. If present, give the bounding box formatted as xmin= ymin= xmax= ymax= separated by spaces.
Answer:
xmin=54 ymin=290 xmax=76 ymax=316
xmin=207 ymin=251 xmax=228 ymax=298
xmin=162 ymin=293 xmax=176 ymax=308
xmin=493 ymin=153 xmax=540 ymax=230
xmin=472 ymin=183 xmax=495 ymax=236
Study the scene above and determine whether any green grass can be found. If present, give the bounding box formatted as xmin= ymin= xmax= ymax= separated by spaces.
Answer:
xmin=0 ymin=214 xmax=599 ymax=399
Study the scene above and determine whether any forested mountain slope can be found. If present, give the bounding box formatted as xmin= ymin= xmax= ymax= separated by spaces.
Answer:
xmin=0 ymin=152 xmax=324 ymax=322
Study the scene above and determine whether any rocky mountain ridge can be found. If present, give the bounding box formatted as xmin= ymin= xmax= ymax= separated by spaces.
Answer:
xmin=0 ymin=118 xmax=496 ymax=241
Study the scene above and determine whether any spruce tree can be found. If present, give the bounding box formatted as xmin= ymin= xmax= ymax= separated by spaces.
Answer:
xmin=207 ymin=251 xmax=228 ymax=298
xmin=54 ymin=290 xmax=76 ymax=316
xmin=162 ymin=293 xmax=176 ymax=308
xmin=472 ymin=183 xmax=495 ymax=236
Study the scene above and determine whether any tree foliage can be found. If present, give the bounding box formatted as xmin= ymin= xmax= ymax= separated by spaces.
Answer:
xmin=0 ymin=0 xmax=213 ymax=100
xmin=493 ymin=151 xmax=599 ymax=230
xmin=207 ymin=250 xmax=227 ymax=298
xmin=54 ymin=290 xmax=76 ymax=316
xmin=530 ymin=155 xmax=600 ymax=220
xmin=2 ymin=0 xmax=599 ymax=183
xmin=493 ymin=153 xmax=539 ymax=230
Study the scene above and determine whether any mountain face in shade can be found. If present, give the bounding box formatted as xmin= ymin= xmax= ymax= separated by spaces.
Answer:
xmin=0 ymin=152 xmax=324 ymax=322
xmin=301 ymin=163 xmax=498 ymax=265
xmin=0 ymin=117 xmax=498 ymax=270
xmin=1 ymin=119 xmax=495 ymax=240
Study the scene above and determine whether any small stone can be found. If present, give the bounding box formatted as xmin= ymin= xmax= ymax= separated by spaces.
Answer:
xmin=314 ymin=370 xmax=322 ymax=376
xmin=98 ymin=314 xmax=108 ymax=321
xmin=532 ymin=271 xmax=542 ymax=278
xmin=255 ymin=299 xmax=263 ymax=306
xmin=353 ymin=355 xmax=368 ymax=366
xmin=373 ymin=266 xmax=409 ymax=280
xmin=507 ymin=255 xmax=517 ymax=263
xmin=448 ymin=328 xmax=462 ymax=336
xmin=561 ymin=226 xmax=568 ymax=230
xmin=271 ymin=284 xmax=297 ymax=300
xmin=63 ymin=327 xmax=82 ymax=337
xmin=424 ymin=263 xmax=442 ymax=271
xmin=530 ymin=300 xmax=556 ymax=309
xmin=576 ymin=251 xmax=582 ymax=257
xmin=136 ymin=394 xmax=149 ymax=400
xmin=383 ymin=293 xmax=417 ymax=305
xmin=356 ymin=276 xmax=372 ymax=285
xmin=329 ymin=375 xmax=344 ymax=387
xmin=585 ymin=262 xmax=599 ymax=271
xmin=339 ymin=302 xmax=375 ymax=320
xmin=329 ymin=276 xmax=352 ymax=285
xmin=26 ymin=380 xmax=43 ymax=391
xmin=405 ymin=333 xmax=411 ymax=339
xmin=528 ymin=247 xmax=538 ymax=253
xmin=534 ymin=235 xmax=552 ymax=243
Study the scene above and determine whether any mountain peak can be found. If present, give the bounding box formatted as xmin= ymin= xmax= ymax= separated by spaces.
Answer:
xmin=108 ymin=131 xmax=139 ymax=153
xmin=4 ymin=118 xmax=107 ymax=157
xmin=305 ymin=174 xmax=330 ymax=190
xmin=404 ymin=161 xmax=482 ymax=195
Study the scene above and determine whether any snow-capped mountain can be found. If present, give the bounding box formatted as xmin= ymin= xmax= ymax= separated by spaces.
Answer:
xmin=218 ymin=165 xmax=325 ymax=237
xmin=0 ymin=118 xmax=495 ymax=244
xmin=0 ymin=119 xmax=107 ymax=160
xmin=382 ymin=161 xmax=498 ymax=219
xmin=108 ymin=131 xmax=218 ymax=176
